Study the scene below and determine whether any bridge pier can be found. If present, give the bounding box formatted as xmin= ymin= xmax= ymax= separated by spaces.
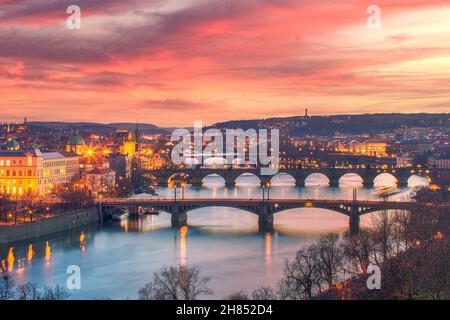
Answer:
xmin=258 ymin=214 xmax=274 ymax=233
xmin=295 ymin=178 xmax=305 ymax=187
xmin=397 ymin=176 xmax=409 ymax=188
xmin=129 ymin=206 xmax=139 ymax=215
xmin=225 ymin=177 xmax=235 ymax=188
xmin=260 ymin=177 xmax=272 ymax=188
xmin=258 ymin=204 xmax=273 ymax=232
xmin=191 ymin=176 xmax=203 ymax=187
xmin=363 ymin=180 xmax=373 ymax=188
xmin=158 ymin=180 xmax=169 ymax=187
xmin=171 ymin=205 xmax=187 ymax=227
xmin=190 ymin=181 xmax=202 ymax=187
xmin=171 ymin=212 xmax=187 ymax=227
xmin=349 ymin=205 xmax=360 ymax=235
xmin=329 ymin=177 xmax=340 ymax=188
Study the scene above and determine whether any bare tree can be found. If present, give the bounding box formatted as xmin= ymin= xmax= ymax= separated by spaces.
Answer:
xmin=370 ymin=210 xmax=394 ymax=264
xmin=279 ymin=246 xmax=322 ymax=300
xmin=315 ymin=234 xmax=344 ymax=288
xmin=226 ymin=290 xmax=249 ymax=300
xmin=138 ymin=265 xmax=213 ymax=300
xmin=341 ymin=228 xmax=374 ymax=275
xmin=0 ymin=274 xmax=15 ymax=300
xmin=54 ymin=182 xmax=94 ymax=209
xmin=251 ymin=286 xmax=278 ymax=300
xmin=15 ymin=282 xmax=41 ymax=300
xmin=0 ymin=276 xmax=69 ymax=300
xmin=42 ymin=285 xmax=70 ymax=300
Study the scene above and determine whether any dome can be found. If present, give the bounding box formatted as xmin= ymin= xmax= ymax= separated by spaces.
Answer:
xmin=67 ymin=134 xmax=85 ymax=146
xmin=6 ymin=137 xmax=20 ymax=150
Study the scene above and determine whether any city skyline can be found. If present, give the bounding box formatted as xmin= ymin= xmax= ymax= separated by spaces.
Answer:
xmin=1 ymin=0 xmax=450 ymax=126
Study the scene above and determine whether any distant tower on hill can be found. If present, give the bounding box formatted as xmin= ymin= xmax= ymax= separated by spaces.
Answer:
xmin=24 ymin=117 xmax=29 ymax=149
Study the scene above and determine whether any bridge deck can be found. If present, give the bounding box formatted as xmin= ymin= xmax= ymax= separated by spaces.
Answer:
xmin=98 ymin=197 xmax=445 ymax=208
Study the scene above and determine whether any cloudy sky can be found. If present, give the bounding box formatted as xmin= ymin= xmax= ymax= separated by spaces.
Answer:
xmin=0 ymin=0 xmax=449 ymax=126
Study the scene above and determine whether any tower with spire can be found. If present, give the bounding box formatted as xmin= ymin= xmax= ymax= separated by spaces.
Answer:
xmin=135 ymin=121 xmax=140 ymax=152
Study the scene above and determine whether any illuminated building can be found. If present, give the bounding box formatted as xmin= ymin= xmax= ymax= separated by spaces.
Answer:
xmin=363 ymin=142 xmax=388 ymax=157
xmin=79 ymin=153 xmax=110 ymax=171
xmin=84 ymin=167 xmax=116 ymax=195
xmin=396 ymin=153 xmax=413 ymax=168
xmin=0 ymin=147 xmax=79 ymax=196
xmin=0 ymin=148 xmax=41 ymax=195
xmin=5 ymin=137 xmax=20 ymax=151
xmin=140 ymin=152 xmax=168 ymax=170
xmin=115 ymin=130 xmax=138 ymax=156
xmin=40 ymin=152 xmax=80 ymax=194
xmin=66 ymin=132 xmax=88 ymax=155
xmin=329 ymin=140 xmax=388 ymax=157
xmin=434 ymin=154 xmax=450 ymax=169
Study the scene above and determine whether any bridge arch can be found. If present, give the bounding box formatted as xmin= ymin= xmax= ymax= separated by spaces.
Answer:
xmin=407 ymin=174 xmax=429 ymax=187
xmin=270 ymin=172 xmax=296 ymax=186
xmin=183 ymin=206 xmax=259 ymax=231
xmin=184 ymin=205 xmax=259 ymax=216
xmin=373 ymin=173 xmax=398 ymax=187
xmin=168 ymin=172 xmax=192 ymax=185
xmin=143 ymin=173 xmax=158 ymax=183
xmin=339 ymin=173 xmax=364 ymax=187
xmin=202 ymin=173 xmax=226 ymax=187
xmin=304 ymin=172 xmax=330 ymax=186
xmin=235 ymin=172 xmax=261 ymax=186
xmin=274 ymin=207 xmax=350 ymax=232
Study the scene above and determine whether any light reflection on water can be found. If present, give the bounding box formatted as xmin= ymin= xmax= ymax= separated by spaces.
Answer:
xmin=0 ymin=175 xmax=427 ymax=299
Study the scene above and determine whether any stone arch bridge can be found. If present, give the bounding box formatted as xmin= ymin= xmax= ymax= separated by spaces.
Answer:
xmin=143 ymin=167 xmax=446 ymax=187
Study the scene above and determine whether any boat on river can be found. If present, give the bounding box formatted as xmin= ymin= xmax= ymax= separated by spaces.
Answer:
xmin=111 ymin=208 xmax=129 ymax=221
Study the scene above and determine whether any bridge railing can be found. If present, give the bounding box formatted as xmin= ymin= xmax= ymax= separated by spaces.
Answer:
xmin=97 ymin=197 xmax=417 ymax=206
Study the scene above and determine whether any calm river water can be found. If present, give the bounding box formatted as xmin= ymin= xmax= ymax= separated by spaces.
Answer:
xmin=0 ymin=173 xmax=426 ymax=299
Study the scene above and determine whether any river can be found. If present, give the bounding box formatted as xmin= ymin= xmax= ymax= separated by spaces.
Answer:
xmin=0 ymin=173 xmax=427 ymax=299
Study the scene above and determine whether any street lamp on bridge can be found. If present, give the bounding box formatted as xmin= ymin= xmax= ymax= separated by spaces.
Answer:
xmin=262 ymin=182 xmax=271 ymax=201
xmin=173 ymin=181 xmax=187 ymax=201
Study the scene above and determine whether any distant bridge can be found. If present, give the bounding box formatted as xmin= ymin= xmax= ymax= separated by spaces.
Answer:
xmin=143 ymin=167 xmax=448 ymax=188
xmin=97 ymin=198 xmax=446 ymax=234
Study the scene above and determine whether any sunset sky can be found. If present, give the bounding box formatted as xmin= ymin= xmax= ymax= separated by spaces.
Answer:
xmin=0 ymin=0 xmax=449 ymax=126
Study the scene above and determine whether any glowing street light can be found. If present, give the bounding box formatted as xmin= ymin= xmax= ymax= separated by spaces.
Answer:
xmin=262 ymin=182 xmax=271 ymax=201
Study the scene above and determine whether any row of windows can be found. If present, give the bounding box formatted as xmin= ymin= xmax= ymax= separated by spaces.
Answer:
xmin=43 ymin=169 xmax=63 ymax=176
xmin=43 ymin=160 xmax=66 ymax=168
xmin=42 ymin=176 xmax=69 ymax=184
xmin=0 ymin=186 xmax=32 ymax=195
xmin=0 ymin=169 xmax=35 ymax=177
xmin=0 ymin=158 xmax=33 ymax=167
xmin=0 ymin=180 xmax=34 ymax=185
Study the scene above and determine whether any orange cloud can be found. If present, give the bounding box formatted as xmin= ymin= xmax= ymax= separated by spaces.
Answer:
xmin=0 ymin=0 xmax=449 ymax=126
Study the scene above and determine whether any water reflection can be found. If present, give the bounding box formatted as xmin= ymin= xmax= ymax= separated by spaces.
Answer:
xmin=264 ymin=232 xmax=272 ymax=266
xmin=45 ymin=241 xmax=51 ymax=261
xmin=271 ymin=173 xmax=295 ymax=186
xmin=180 ymin=226 xmax=188 ymax=266
xmin=80 ymin=232 xmax=86 ymax=252
xmin=305 ymin=173 xmax=329 ymax=186
xmin=7 ymin=247 xmax=14 ymax=272
xmin=235 ymin=173 xmax=261 ymax=186
xmin=27 ymin=244 xmax=33 ymax=262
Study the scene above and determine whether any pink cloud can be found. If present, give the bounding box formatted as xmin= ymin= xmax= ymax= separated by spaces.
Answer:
xmin=0 ymin=0 xmax=449 ymax=125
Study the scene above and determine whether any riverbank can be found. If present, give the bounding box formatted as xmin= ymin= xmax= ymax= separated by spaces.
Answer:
xmin=0 ymin=207 xmax=101 ymax=245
